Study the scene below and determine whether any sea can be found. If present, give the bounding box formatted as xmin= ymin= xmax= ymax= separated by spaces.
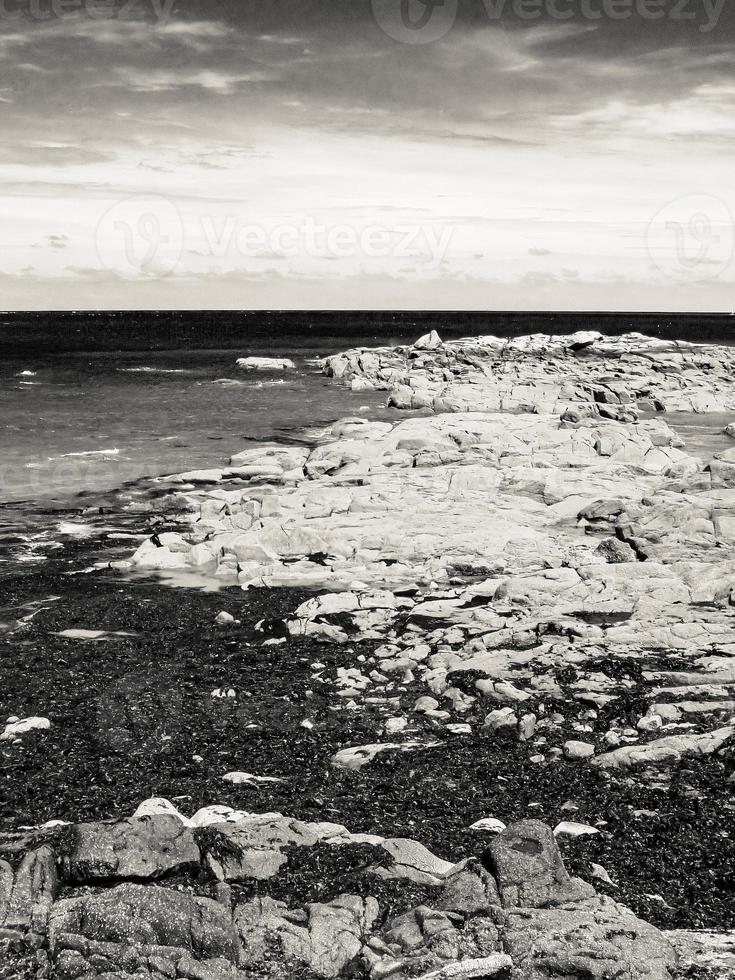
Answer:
xmin=1 ymin=310 xmax=734 ymax=575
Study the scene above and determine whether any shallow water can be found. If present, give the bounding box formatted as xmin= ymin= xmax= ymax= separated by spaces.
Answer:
xmin=0 ymin=349 xmax=388 ymax=506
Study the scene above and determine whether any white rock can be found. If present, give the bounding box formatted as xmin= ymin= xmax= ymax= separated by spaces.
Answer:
xmin=469 ymin=817 xmax=506 ymax=833
xmin=215 ymin=611 xmax=236 ymax=625
xmin=236 ymin=356 xmax=296 ymax=370
xmin=1 ymin=716 xmax=51 ymax=740
xmin=413 ymin=330 xmax=443 ymax=351
xmin=563 ymin=740 xmax=596 ymax=761
xmin=132 ymin=798 xmax=189 ymax=824
xmin=554 ymin=821 xmax=600 ymax=837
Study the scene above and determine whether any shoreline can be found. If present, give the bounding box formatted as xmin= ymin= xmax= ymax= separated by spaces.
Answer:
xmin=3 ymin=329 xmax=735 ymax=978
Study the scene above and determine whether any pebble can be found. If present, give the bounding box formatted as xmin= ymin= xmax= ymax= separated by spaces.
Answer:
xmin=554 ymin=821 xmax=600 ymax=837
xmin=563 ymin=740 xmax=595 ymax=761
xmin=470 ymin=817 xmax=506 ymax=833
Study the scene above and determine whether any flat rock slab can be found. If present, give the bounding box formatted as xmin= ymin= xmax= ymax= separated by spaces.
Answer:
xmin=64 ymin=815 xmax=201 ymax=882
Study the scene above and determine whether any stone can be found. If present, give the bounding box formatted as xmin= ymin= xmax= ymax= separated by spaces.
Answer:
xmin=563 ymin=739 xmax=595 ymax=761
xmin=236 ymin=894 xmax=378 ymax=977
xmin=64 ymin=815 xmax=201 ymax=882
xmin=469 ymin=818 xmax=506 ymax=834
xmin=437 ymin=857 xmax=501 ymax=914
xmin=595 ymin=537 xmax=637 ymax=563
xmin=485 ymin=820 xmax=595 ymax=908
xmin=48 ymin=883 xmax=241 ymax=979
xmin=1 ymin=846 xmax=58 ymax=933
xmin=0 ymin=716 xmax=51 ymax=740
xmin=414 ymin=330 xmax=443 ymax=351
xmin=376 ymin=838 xmax=454 ymax=886
xmin=553 ymin=821 xmax=599 ymax=837
xmin=236 ymin=356 xmax=295 ymax=370
xmin=501 ymin=896 xmax=677 ymax=979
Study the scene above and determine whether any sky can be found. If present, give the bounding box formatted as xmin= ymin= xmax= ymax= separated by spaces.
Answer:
xmin=1 ymin=0 xmax=735 ymax=310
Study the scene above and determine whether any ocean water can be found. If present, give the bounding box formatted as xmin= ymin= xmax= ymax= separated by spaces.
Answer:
xmin=1 ymin=311 xmax=734 ymax=572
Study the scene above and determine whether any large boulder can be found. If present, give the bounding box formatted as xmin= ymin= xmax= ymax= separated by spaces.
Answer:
xmin=501 ymin=897 xmax=677 ymax=979
xmin=237 ymin=894 xmax=378 ymax=978
xmin=63 ymin=815 xmax=200 ymax=882
xmin=48 ymin=883 xmax=242 ymax=980
xmin=485 ymin=819 xmax=595 ymax=908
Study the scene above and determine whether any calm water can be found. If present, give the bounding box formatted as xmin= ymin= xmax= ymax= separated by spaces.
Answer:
xmin=0 ymin=348 xmax=388 ymax=506
xmin=1 ymin=312 xmax=734 ymax=573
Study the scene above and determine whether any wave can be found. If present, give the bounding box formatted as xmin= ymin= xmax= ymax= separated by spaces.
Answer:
xmin=45 ymin=448 xmax=121 ymax=461
xmin=118 ymin=366 xmax=188 ymax=374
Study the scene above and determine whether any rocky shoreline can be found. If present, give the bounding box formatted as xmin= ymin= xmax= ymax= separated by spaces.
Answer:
xmin=3 ymin=330 xmax=735 ymax=977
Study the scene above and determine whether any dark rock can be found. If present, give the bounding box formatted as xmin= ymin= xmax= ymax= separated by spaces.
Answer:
xmin=484 ymin=820 xmax=594 ymax=909
xmin=595 ymin=537 xmax=637 ymax=563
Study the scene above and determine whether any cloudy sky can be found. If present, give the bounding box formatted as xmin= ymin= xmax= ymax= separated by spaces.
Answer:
xmin=1 ymin=0 xmax=735 ymax=310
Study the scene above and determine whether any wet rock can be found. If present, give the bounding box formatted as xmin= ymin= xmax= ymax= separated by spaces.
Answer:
xmin=236 ymin=357 xmax=295 ymax=370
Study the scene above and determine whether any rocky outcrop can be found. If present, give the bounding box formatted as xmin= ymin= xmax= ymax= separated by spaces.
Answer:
xmin=322 ymin=331 xmax=735 ymax=417
xmin=106 ymin=331 xmax=735 ymax=975
xmin=0 ymin=810 xmax=680 ymax=980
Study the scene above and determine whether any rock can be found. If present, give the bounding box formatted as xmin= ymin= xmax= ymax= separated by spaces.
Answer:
xmin=485 ymin=819 xmax=595 ymax=908
xmin=236 ymin=356 xmax=295 ymax=370
xmin=553 ymin=821 xmax=600 ymax=837
xmin=0 ymin=845 xmax=58 ymax=933
xmin=595 ymin=537 xmax=637 ymax=563
xmin=198 ymin=815 xmax=379 ymax=882
xmin=0 ymin=716 xmax=51 ymax=740
xmin=501 ymin=896 xmax=677 ymax=979
xmin=236 ymin=894 xmax=378 ymax=977
xmin=563 ymin=739 xmax=595 ymax=761
xmin=438 ymin=857 xmax=501 ymax=914
xmin=222 ymin=771 xmax=284 ymax=785
xmin=594 ymin=725 xmax=735 ymax=769
xmin=215 ymin=611 xmax=236 ymax=625
xmin=484 ymin=708 xmax=518 ymax=735
xmin=64 ymin=815 xmax=201 ymax=882
xmin=375 ymin=838 xmax=454 ymax=886
xmin=469 ymin=818 xmax=506 ymax=834
xmin=331 ymin=741 xmax=434 ymax=770
xmin=48 ymin=883 xmax=241 ymax=979
xmin=414 ymin=330 xmax=443 ymax=351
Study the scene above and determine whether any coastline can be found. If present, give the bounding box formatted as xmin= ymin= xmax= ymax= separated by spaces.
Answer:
xmin=3 ymin=329 xmax=735 ymax=978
